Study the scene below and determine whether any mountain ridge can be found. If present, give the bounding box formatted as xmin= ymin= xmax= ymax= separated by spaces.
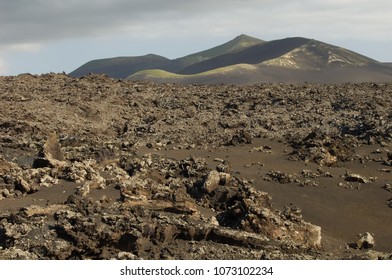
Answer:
xmin=70 ymin=34 xmax=392 ymax=84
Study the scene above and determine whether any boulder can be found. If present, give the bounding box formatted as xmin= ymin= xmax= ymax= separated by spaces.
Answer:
xmin=203 ymin=170 xmax=220 ymax=193
xmin=76 ymin=182 xmax=90 ymax=197
xmin=15 ymin=177 xmax=31 ymax=194
xmin=344 ymin=172 xmax=370 ymax=184
xmin=33 ymin=132 xmax=66 ymax=168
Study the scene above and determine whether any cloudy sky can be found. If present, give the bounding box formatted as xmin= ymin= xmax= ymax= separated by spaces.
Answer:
xmin=0 ymin=0 xmax=391 ymax=75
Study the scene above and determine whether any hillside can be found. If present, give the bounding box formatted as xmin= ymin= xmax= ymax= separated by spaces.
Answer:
xmin=165 ymin=34 xmax=264 ymax=72
xmin=261 ymin=39 xmax=377 ymax=69
xmin=129 ymin=63 xmax=392 ymax=84
xmin=178 ymin=37 xmax=310 ymax=74
xmin=129 ymin=64 xmax=260 ymax=84
xmin=69 ymin=54 xmax=170 ymax=79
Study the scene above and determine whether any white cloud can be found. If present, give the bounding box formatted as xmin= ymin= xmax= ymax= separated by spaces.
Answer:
xmin=0 ymin=43 xmax=42 ymax=75
xmin=1 ymin=0 xmax=391 ymax=46
xmin=7 ymin=43 xmax=43 ymax=52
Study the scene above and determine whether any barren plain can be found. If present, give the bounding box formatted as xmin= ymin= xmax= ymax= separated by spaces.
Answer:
xmin=0 ymin=74 xmax=391 ymax=259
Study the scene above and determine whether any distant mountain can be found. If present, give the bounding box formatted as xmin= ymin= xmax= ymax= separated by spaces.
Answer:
xmin=70 ymin=34 xmax=392 ymax=84
xmin=69 ymin=54 xmax=170 ymax=79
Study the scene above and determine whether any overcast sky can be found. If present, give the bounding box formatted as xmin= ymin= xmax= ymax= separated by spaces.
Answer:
xmin=1 ymin=0 xmax=391 ymax=75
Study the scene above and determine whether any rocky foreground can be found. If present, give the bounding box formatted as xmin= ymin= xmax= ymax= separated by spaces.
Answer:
xmin=0 ymin=74 xmax=391 ymax=259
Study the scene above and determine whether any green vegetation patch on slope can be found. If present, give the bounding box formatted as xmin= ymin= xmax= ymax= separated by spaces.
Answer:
xmin=129 ymin=64 xmax=258 ymax=81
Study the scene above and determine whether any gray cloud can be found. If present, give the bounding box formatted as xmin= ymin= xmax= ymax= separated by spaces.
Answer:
xmin=1 ymin=0 xmax=391 ymax=47
xmin=0 ymin=0 xmax=240 ymax=45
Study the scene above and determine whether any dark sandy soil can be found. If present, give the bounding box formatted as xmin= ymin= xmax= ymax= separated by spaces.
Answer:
xmin=0 ymin=74 xmax=391 ymax=259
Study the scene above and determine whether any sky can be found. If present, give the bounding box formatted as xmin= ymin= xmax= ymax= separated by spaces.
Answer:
xmin=0 ymin=0 xmax=391 ymax=75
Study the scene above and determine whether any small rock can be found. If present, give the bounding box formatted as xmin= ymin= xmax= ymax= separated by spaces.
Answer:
xmin=1 ymin=188 xmax=10 ymax=198
xmin=216 ymin=162 xmax=230 ymax=173
xmin=379 ymin=169 xmax=391 ymax=173
xmin=218 ymin=172 xmax=231 ymax=185
xmin=383 ymin=184 xmax=392 ymax=192
xmin=117 ymin=251 xmax=139 ymax=260
xmin=33 ymin=132 xmax=66 ymax=168
xmin=344 ymin=172 xmax=370 ymax=184
xmin=76 ymin=182 xmax=90 ymax=197
xmin=203 ymin=170 xmax=221 ymax=193
xmin=13 ymin=190 xmax=23 ymax=197
xmin=40 ymin=174 xmax=59 ymax=187
xmin=356 ymin=232 xmax=375 ymax=249
xmin=283 ymin=205 xmax=303 ymax=221
xmin=22 ymin=204 xmax=69 ymax=217
xmin=303 ymin=222 xmax=322 ymax=249
xmin=265 ymin=170 xmax=296 ymax=184
xmin=15 ymin=177 xmax=31 ymax=193
xmin=208 ymin=216 xmax=220 ymax=226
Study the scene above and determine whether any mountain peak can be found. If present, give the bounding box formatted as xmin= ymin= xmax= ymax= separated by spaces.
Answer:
xmin=234 ymin=34 xmax=263 ymax=41
xmin=229 ymin=34 xmax=265 ymax=49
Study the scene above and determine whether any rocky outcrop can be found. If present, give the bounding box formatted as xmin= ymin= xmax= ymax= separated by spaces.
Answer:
xmin=356 ymin=232 xmax=376 ymax=249
xmin=33 ymin=132 xmax=66 ymax=168
xmin=0 ymin=149 xmax=325 ymax=260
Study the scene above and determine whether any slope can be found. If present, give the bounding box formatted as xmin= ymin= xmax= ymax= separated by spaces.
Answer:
xmin=128 ymin=64 xmax=260 ymax=84
xmin=178 ymin=37 xmax=310 ymax=74
xmin=262 ymin=39 xmax=377 ymax=69
xmin=165 ymin=34 xmax=264 ymax=72
xmin=69 ymin=54 xmax=170 ymax=79
xmin=128 ymin=63 xmax=392 ymax=85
